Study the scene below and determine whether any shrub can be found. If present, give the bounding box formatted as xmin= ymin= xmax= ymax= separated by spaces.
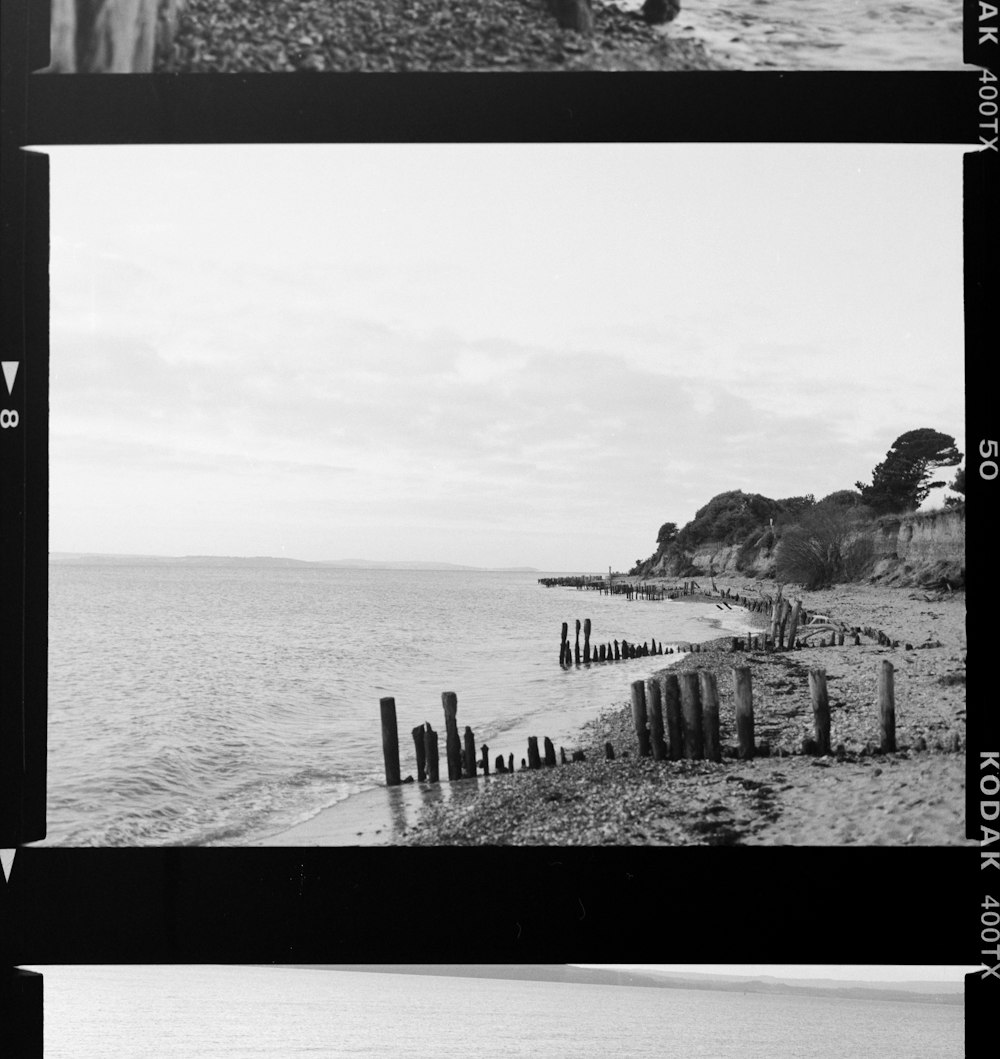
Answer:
xmin=775 ymin=507 xmax=875 ymax=589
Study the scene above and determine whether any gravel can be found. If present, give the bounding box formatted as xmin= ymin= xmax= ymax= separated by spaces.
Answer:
xmin=161 ymin=0 xmax=725 ymax=71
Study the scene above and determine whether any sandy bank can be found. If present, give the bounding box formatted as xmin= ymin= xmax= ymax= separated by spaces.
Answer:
xmin=163 ymin=0 xmax=726 ymax=72
xmin=400 ymin=578 xmax=968 ymax=846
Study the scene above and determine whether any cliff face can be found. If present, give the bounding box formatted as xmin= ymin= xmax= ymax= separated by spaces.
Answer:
xmin=868 ymin=506 xmax=965 ymax=586
xmin=647 ymin=506 xmax=965 ymax=587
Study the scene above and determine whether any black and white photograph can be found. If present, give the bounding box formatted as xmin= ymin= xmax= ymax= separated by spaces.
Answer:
xmin=19 ymin=963 xmax=971 ymax=1058
xmin=43 ymin=0 xmax=966 ymax=73
xmin=33 ymin=141 xmax=967 ymax=849
xmin=0 ymin=0 xmax=989 ymax=1053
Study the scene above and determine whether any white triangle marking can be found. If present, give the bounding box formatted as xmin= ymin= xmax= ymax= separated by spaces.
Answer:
xmin=0 ymin=849 xmax=14 ymax=883
xmin=1 ymin=361 xmax=17 ymax=395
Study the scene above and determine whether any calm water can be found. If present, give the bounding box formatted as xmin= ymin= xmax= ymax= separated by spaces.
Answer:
xmin=636 ymin=0 xmax=965 ymax=70
xmin=45 ymin=563 xmax=749 ymax=846
xmin=31 ymin=966 xmax=964 ymax=1059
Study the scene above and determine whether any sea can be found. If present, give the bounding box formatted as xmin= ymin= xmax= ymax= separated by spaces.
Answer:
xmin=44 ymin=561 xmax=752 ymax=846
xmin=30 ymin=965 xmax=964 ymax=1059
xmin=641 ymin=0 xmax=966 ymax=70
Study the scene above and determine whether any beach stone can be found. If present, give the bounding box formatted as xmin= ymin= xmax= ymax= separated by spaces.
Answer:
xmin=547 ymin=0 xmax=594 ymax=34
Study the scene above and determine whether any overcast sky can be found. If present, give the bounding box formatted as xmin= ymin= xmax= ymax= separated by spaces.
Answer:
xmin=43 ymin=144 xmax=965 ymax=570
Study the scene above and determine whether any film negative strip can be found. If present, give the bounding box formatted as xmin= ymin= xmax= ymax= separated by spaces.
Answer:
xmin=0 ymin=1 xmax=995 ymax=1055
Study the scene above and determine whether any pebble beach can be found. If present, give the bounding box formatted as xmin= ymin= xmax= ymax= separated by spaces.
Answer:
xmin=399 ymin=577 xmax=969 ymax=846
xmin=162 ymin=0 xmax=724 ymax=71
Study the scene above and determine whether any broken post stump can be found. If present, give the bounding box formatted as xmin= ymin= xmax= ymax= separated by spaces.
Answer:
xmin=646 ymin=677 xmax=667 ymax=761
xmin=605 ymin=741 xmax=615 ymax=760
xmin=379 ymin=696 xmax=401 ymax=786
xmin=424 ymin=724 xmax=440 ymax=783
xmin=463 ymin=725 xmax=476 ymax=779
xmin=732 ymin=666 xmax=755 ymax=760
xmin=442 ymin=692 xmax=463 ymax=781
xmin=878 ymin=659 xmax=896 ymax=752
xmin=699 ymin=670 xmax=722 ymax=763
xmin=411 ymin=724 xmax=427 ymax=782
xmin=786 ymin=599 xmax=802 ymax=651
xmin=808 ymin=668 xmax=831 ymax=756
xmin=527 ymin=736 xmax=542 ymax=769
xmin=583 ymin=618 xmax=591 ymax=663
xmin=543 ymin=736 xmax=557 ymax=767
xmin=679 ymin=671 xmax=705 ymax=760
xmin=480 ymin=744 xmax=490 ymax=776
xmin=630 ymin=679 xmax=651 ymax=757
xmin=662 ymin=673 xmax=683 ymax=760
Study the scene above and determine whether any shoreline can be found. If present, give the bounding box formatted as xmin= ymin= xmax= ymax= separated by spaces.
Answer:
xmin=399 ymin=575 xmax=968 ymax=846
xmin=245 ymin=589 xmax=753 ymax=847
xmin=245 ymin=575 xmax=967 ymax=846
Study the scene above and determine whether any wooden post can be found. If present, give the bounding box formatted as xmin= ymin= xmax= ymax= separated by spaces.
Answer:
xmin=379 ymin=697 xmax=401 ymax=786
xmin=507 ymin=752 xmax=514 ymax=773
xmin=605 ymin=741 xmax=615 ymax=760
xmin=583 ymin=618 xmax=591 ymax=663
xmin=769 ymin=597 xmax=782 ymax=649
xmin=786 ymin=599 xmax=802 ymax=651
xmin=613 ymin=640 xmax=620 ymax=661
xmin=48 ymin=0 xmax=170 ymax=74
xmin=630 ymin=679 xmax=651 ymax=756
xmin=662 ymin=673 xmax=683 ymax=760
xmin=646 ymin=677 xmax=667 ymax=760
xmin=442 ymin=691 xmax=462 ymax=781
xmin=560 ymin=621 xmax=569 ymax=665
xmin=411 ymin=724 xmax=427 ymax=782
xmin=527 ymin=736 xmax=542 ymax=769
xmin=543 ymin=736 xmax=557 ymax=766
xmin=480 ymin=744 xmax=490 ymax=776
xmin=463 ymin=726 xmax=476 ymax=778
xmin=424 ymin=724 xmax=440 ymax=783
xmin=575 ymin=620 xmax=581 ymax=665
xmin=733 ymin=666 xmax=755 ymax=760
xmin=808 ymin=668 xmax=831 ymax=756
xmin=679 ymin=672 xmax=705 ymax=759
xmin=699 ymin=670 xmax=722 ymax=763
xmin=878 ymin=660 xmax=896 ymax=752
xmin=776 ymin=599 xmax=791 ymax=650
xmin=599 ymin=644 xmax=606 ymax=662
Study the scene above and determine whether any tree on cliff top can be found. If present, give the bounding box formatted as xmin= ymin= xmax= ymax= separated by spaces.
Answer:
xmin=656 ymin=522 xmax=679 ymax=547
xmin=855 ymin=429 xmax=962 ymax=515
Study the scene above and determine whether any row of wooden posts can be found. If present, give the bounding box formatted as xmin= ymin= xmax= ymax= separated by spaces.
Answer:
xmin=538 ymin=576 xmax=705 ymax=601
xmin=378 ymin=692 xmax=586 ymax=787
xmin=629 ymin=659 xmax=898 ymax=762
xmin=379 ymin=655 xmax=901 ymax=784
xmin=559 ymin=619 xmax=700 ymax=667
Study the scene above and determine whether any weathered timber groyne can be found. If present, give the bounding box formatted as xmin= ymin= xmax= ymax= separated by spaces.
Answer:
xmin=378 ymin=691 xmax=596 ymax=788
xmin=629 ymin=659 xmax=902 ymax=763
